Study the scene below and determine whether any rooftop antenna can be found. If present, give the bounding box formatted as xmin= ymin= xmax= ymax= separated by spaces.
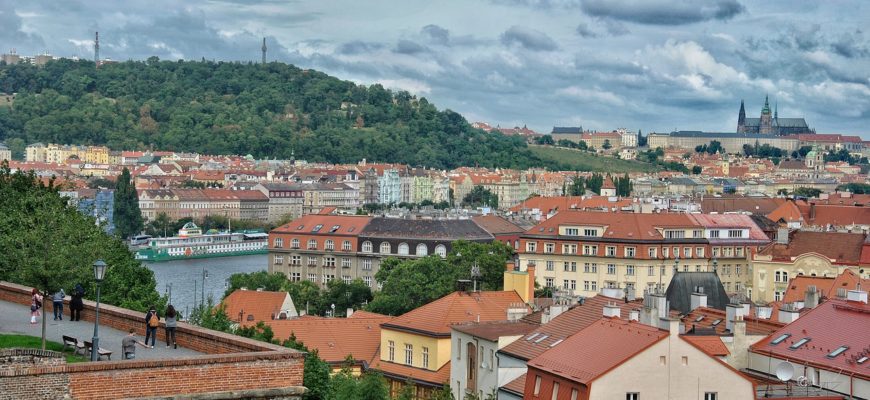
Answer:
xmin=94 ymin=32 xmax=100 ymax=68
xmin=261 ymin=37 xmax=267 ymax=65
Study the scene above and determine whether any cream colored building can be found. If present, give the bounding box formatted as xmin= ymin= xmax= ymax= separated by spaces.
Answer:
xmin=0 ymin=143 xmax=11 ymax=162
xmin=648 ymin=131 xmax=800 ymax=154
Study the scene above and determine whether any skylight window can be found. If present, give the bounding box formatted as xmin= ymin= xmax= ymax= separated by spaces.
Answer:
xmin=858 ymin=356 xmax=868 ymax=364
xmin=549 ymin=339 xmax=563 ymax=348
xmin=771 ymin=334 xmax=791 ymax=345
xmin=827 ymin=346 xmax=848 ymax=358
xmin=296 ymin=225 xmax=305 ymax=230
xmin=348 ymin=227 xmax=355 ymax=232
xmin=534 ymin=335 xmax=549 ymax=343
xmin=312 ymin=224 xmax=323 ymax=232
xmin=694 ymin=316 xmax=704 ymax=322
xmin=330 ymin=225 xmax=340 ymax=233
xmin=789 ymin=337 xmax=811 ymax=350
xmin=711 ymin=319 xmax=722 ymax=326
xmin=526 ymin=333 xmax=540 ymax=341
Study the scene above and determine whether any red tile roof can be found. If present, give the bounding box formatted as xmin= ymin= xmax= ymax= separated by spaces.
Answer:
xmin=501 ymin=373 xmax=526 ymax=396
xmin=221 ymin=290 xmax=291 ymax=323
xmin=756 ymin=231 xmax=867 ymax=265
xmin=382 ymin=291 xmax=527 ymax=337
xmin=782 ymin=270 xmax=870 ymax=303
xmin=524 ymin=211 xmax=696 ymax=241
xmin=688 ymin=214 xmax=771 ymax=242
xmin=682 ymin=306 xmax=784 ymax=336
xmin=371 ymin=359 xmax=451 ymax=386
xmin=527 ymin=318 xmax=667 ymax=384
xmin=472 ymin=215 xmax=526 ymax=235
xmin=451 ymin=320 xmax=539 ymax=341
xmin=682 ymin=335 xmax=730 ymax=356
xmin=271 ymin=214 xmax=372 ymax=235
xmin=264 ymin=314 xmax=392 ymax=366
xmin=798 ymin=203 xmax=870 ymax=227
xmin=750 ymin=298 xmax=870 ymax=379
xmin=499 ymin=294 xmax=638 ymax=361
xmin=767 ymin=201 xmax=803 ymax=223
xmin=509 ymin=196 xmax=584 ymax=213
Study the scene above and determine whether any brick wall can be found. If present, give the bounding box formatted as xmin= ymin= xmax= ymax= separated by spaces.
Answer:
xmin=0 ymin=281 xmax=285 ymax=354
xmin=0 ymin=282 xmax=306 ymax=399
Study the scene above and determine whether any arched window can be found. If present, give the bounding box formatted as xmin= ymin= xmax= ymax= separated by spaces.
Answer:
xmin=342 ymin=240 xmax=351 ymax=251
xmin=362 ymin=241 xmax=372 ymax=252
xmin=380 ymin=242 xmax=392 ymax=254
xmin=291 ymin=238 xmax=300 ymax=249
xmin=274 ymin=238 xmax=283 ymax=248
xmin=416 ymin=243 xmax=428 ymax=256
xmin=435 ymin=244 xmax=447 ymax=258
xmin=398 ymin=243 xmax=409 ymax=255
xmin=325 ymin=240 xmax=334 ymax=250
xmin=307 ymin=239 xmax=317 ymax=249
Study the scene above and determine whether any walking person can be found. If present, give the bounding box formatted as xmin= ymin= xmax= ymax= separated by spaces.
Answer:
xmin=52 ymin=288 xmax=65 ymax=320
xmin=164 ymin=305 xmax=178 ymax=349
xmin=144 ymin=306 xmax=159 ymax=348
xmin=122 ymin=328 xmax=148 ymax=360
xmin=70 ymin=284 xmax=84 ymax=321
xmin=30 ymin=288 xmax=43 ymax=325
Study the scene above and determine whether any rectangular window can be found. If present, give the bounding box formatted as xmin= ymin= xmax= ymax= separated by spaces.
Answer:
xmin=543 ymin=277 xmax=554 ymax=287
xmin=526 ymin=242 xmax=537 ymax=252
xmin=695 ymin=247 xmax=704 ymax=257
xmin=404 ymin=343 xmax=413 ymax=365
xmin=307 ymin=273 xmax=317 ymax=282
xmin=563 ymin=280 xmax=570 ymax=289
xmin=570 ymin=280 xmax=576 ymax=290
xmin=663 ymin=247 xmax=669 ymax=258
xmin=583 ymin=228 xmax=597 ymax=236
xmin=665 ymin=230 xmax=685 ymax=239
xmin=704 ymin=393 xmax=717 ymax=400
xmin=342 ymin=275 xmax=351 ymax=284
xmin=626 ymin=265 xmax=635 ymax=276
xmin=362 ymin=258 xmax=372 ymax=270
xmin=341 ymin=258 xmax=351 ymax=268
xmin=626 ymin=393 xmax=639 ymax=400
xmin=422 ymin=347 xmax=429 ymax=368
xmin=693 ymin=230 xmax=703 ymax=239
xmin=564 ymin=227 xmax=579 ymax=236
xmin=571 ymin=389 xmax=579 ymax=400
xmin=562 ymin=244 xmax=577 ymax=254
xmin=324 ymin=256 xmax=336 ymax=267
xmin=342 ymin=240 xmax=352 ymax=251
xmin=607 ymin=264 xmax=616 ymax=275
xmin=291 ymin=255 xmax=301 ymax=265
xmin=728 ymin=229 xmax=742 ymax=238
xmin=546 ymin=260 xmax=554 ymax=271
xmin=648 ymin=266 xmax=655 ymax=276
xmin=625 ymin=247 xmax=636 ymax=258
xmin=606 ymin=246 xmax=616 ymax=257
xmin=534 ymin=376 xmax=542 ymax=396
xmin=591 ymin=281 xmax=597 ymax=291
xmin=648 ymin=247 xmax=657 ymax=259
xmin=544 ymin=243 xmax=555 ymax=253
xmin=290 ymin=272 xmax=301 ymax=282
xmin=710 ymin=230 xmax=720 ymax=238
xmin=583 ymin=245 xmax=598 ymax=255
xmin=323 ymin=274 xmax=334 ymax=283
xmin=363 ymin=276 xmax=372 ymax=287
xmin=388 ymin=341 xmax=395 ymax=362
xmin=551 ymin=382 xmax=560 ymax=400
xmin=274 ymin=255 xmax=284 ymax=265
xmin=307 ymin=256 xmax=317 ymax=266
xmin=584 ymin=280 xmax=590 ymax=291
xmin=712 ymin=247 xmax=720 ymax=257
xmin=683 ymin=247 xmax=691 ymax=258
xmin=274 ymin=238 xmax=283 ymax=248
xmin=456 ymin=339 xmax=461 ymax=359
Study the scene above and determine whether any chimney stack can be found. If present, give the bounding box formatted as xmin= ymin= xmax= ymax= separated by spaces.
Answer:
xmin=778 ymin=304 xmax=800 ymax=323
xmin=776 ymin=227 xmax=789 ymax=245
xmin=804 ymin=285 xmax=819 ymax=309
xmin=847 ymin=289 xmax=868 ymax=304
xmin=527 ymin=262 xmax=536 ymax=304
xmin=690 ymin=286 xmax=707 ymax=310
xmin=628 ymin=309 xmax=640 ymax=322
xmin=603 ymin=303 xmax=621 ymax=318
xmin=725 ymin=303 xmax=747 ymax=332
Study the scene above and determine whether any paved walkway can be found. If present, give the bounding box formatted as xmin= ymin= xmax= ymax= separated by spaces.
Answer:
xmin=0 ymin=300 xmax=201 ymax=360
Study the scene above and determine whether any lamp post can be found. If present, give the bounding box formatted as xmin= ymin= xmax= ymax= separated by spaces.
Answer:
xmin=712 ymin=257 xmax=718 ymax=274
xmin=165 ymin=283 xmax=172 ymax=305
xmin=91 ymin=260 xmax=107 ymax=362
xmin=201 ymin=268 xmax=209 ymax=308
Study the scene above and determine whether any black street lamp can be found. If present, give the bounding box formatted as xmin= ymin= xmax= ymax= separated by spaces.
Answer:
xmin=91 ymin=260 xmax=107 ymax=362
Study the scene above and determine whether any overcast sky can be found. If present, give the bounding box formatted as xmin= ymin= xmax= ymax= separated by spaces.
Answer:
xmin=2 ymin=0 xmax=869 ymax=136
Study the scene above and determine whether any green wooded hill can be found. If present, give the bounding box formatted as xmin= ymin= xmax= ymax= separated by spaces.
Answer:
xmin=0 ymin=58 xmax=557 ymax=170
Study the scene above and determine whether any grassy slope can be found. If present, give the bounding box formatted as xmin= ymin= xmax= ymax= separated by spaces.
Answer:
xmin=529 ymin=145 xmax=659 ymax=173
xmin=0 ymin=333 xmax=88 ymax=363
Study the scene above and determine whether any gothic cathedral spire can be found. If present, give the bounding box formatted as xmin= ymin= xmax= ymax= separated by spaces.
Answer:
xmin=737 ymin=100 xmax=746 ymax=133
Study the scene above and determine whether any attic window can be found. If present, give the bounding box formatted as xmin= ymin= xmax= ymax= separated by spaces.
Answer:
xmin=526 ymin=333 xmax=540 ymax=341
xmin=711 ymin=319 xmax=722 ymax=326
xmin=312 ymin=224 xmax=323 ymax=232
xmin=771 ymin=334 xmax=791 ymax=345
xmin=538 ymin=228 xmax=544 ymax=232
xmin=827 ymin=346 xmax=848 ymax=358
xmin=348 ymin=227 xmax=355 ymax=232
xmin=549 ymin=339 xmax=563 ymax=348
xmin=789 ymin=337 xmax=811 ymax=350
xmin=296 ymin=225 xmax=305 ymax=230
xmin=330 ymin=225 xmax=341 ymax=232
xmin=534 ymin=335 xmax=549 ymax=343
xmin=858 ymin=356 xmax=868 ymax=364
xmin=247 ymin=314 xmax=255 ymax=321
xmin=694 ymin=316 xmax=704 ymax=322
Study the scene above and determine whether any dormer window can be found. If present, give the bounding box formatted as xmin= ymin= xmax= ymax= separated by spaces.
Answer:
xmin=565 ymin=228 xmax=579 ymax=236
xmin=583 ymin=228 xmax=596 ymax=237
xmin=728 ymin=229 xmax=742 ymax=238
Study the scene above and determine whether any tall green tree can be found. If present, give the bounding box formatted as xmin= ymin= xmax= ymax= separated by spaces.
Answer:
xmin=0 ymin=162 xmax=163 ymax=346
xmin=568 ymin=176 xmax=585 ymax=196
xmin=113 ymin=167 xmax=143 ymax=239
xmin=462 ymin=185 xmax=498 ymax=209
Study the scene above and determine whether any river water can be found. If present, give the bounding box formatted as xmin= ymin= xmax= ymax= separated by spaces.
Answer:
xmin=143 ymin=254 xmax=267 ymax=317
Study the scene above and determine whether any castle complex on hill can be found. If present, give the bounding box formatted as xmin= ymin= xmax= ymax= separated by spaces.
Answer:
xmin=737 ymin=96 xmax=814 ymax=136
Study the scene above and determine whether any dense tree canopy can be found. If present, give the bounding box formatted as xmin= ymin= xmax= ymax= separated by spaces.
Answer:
xmin=0 ymin=59 xmax=557 ymax=170
xmin=0 ymin=162 xmax=163 ymax=312
xmin=462 ymin=185 xmax=499 ymax=209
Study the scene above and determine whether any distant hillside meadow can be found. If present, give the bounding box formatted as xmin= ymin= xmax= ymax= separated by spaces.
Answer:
xmin=0 ymin=58 xmax=581 ymax=170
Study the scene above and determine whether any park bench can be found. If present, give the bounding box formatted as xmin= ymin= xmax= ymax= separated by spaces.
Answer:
xmin=61 ymin=335 xmax=85 ymax=356
xmin=83 ymin=340 xmax=113 ymax=361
